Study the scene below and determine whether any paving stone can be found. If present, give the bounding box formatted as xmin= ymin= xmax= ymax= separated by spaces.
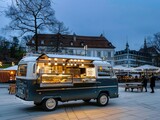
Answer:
xmin=0 ymin=84 xmax=160 ymax=120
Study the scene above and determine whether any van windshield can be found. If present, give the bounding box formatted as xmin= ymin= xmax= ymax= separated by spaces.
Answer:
xmin=98 ymin=66 xmax=113 ymax=76
xmin=17 ymin=64 xmax=27 ymax=76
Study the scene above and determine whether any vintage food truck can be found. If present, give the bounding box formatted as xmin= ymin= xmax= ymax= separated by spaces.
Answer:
xmin=16 ymin=54 xmax=118 ymax=111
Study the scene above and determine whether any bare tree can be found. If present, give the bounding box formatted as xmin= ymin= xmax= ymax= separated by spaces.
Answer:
xmin=152 ymin=32 xmax=160 ymax=51
xmin=5 ymin=0 xmax=57 ymax=52
xmin=49 ymin=21 xmax=70 ymax=52
xmin=0 ymin=36 xmax=10 ymax=61
xmin=21 ymin=35 xmax=32 ymax=46
xmin=146 ymin=33 xmax=160 ymax=66
xmin=53 ymin=21 xmax=70 ymax=35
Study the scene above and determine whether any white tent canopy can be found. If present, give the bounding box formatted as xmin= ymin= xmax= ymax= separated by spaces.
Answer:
xmin=113 ymin=65 xmax=127 ymax=71
xmin=133 ymin=64 xmax=159 ymax=72
xmin=3 ymin=65 xmax=18 ymax=71
xmin=113 ymin=65 xmax=136 ymax=72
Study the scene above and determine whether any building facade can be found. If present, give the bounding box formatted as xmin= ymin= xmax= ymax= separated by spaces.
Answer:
xmin=26 ymin=33 xmax=115 ymax=65
xmin=139 ymin=39 xmax=160 ymax=67
xmin=114 ymin=42 xmax=152 ymax=67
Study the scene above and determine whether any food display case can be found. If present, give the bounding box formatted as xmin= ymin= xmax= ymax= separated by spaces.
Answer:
xmin=40 ymin=73 xmax=73 ymax=87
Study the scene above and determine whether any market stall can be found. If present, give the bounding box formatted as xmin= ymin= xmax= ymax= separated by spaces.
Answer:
xmin=0 ymin=65 xmax=18 ymax=83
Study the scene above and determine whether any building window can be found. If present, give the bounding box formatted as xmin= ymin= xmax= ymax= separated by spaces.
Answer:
xmin=108 ymin=52 xmax=111 ymax=58
xmin=97 ymin=51 xmax=101 ymax=57
xmin=80 ymin=42 xmax=84 ymax=46
xmin=70 ymin=41 xmax=73 ymax=46
xmin=60 ymin=42 xmax=63 ymax=46
xmin=103 ymin=51 xmax=107 ymax=56
xmin=87 ymin=50 xmax=91 ymax=56
xmin=41 ymin=40 xmax=44 ymax=45
xmin=68 ymin=49 xmax=73 ymax=54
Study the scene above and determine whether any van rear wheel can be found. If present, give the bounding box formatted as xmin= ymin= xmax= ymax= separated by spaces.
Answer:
xmin=97 ymin=93 xmax=109 ymax=106
xmin=42 ymin=98 xmax=57 ymax=111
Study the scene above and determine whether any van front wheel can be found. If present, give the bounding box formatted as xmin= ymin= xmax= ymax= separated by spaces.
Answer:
xmin=97 ymin=93 xmax=109 ymax=106
xmin=42 ymin=98 xmax=58 ymax=111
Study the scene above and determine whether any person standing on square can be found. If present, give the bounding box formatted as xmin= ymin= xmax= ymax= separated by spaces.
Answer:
xmin=142 ymin=75 xmax=148 ymax=92
xmin=150 ymin=73 xmax=156 ymax=93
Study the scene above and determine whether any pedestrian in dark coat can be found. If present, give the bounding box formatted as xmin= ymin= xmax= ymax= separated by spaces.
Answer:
xmin=142 ymin=75 xmax=148 ymax=92
xmin=150 ymin=73 xmax=156 ymax=93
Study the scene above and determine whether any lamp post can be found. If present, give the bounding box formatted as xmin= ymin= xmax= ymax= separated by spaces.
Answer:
xmin=84 ymin=45 xmax=87 ymax=56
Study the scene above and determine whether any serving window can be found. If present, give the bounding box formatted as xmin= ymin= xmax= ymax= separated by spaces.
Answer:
xmin=36 ymin=57 xmax=96 ymax=86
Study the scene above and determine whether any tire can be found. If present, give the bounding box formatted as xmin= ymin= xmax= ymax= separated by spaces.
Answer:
xmin=83 ymin=99 xmax=91 ymax=103
xmin=42 ymin=98 xmax=58 ymax=111
xmin=97 ymin=93 xmax=109 ymax=106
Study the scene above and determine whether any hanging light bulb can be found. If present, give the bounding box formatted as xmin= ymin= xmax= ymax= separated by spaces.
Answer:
xmin=48 ymin=62 xmax=51 ymax=66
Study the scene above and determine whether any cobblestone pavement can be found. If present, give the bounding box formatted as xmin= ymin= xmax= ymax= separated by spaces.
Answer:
xmin=0 ymin=84 xmax=160 ymax=120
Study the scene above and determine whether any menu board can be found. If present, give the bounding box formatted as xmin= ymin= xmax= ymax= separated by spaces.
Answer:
xmin=86 ymin=68 xmax=95 ymax=77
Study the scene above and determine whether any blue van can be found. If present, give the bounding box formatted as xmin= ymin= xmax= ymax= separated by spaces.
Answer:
xmin=16 ymin=54 xmax=118 ymax=111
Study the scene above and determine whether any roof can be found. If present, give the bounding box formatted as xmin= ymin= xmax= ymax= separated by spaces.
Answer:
xmin=27 ymin=34 xmax=115 ymax=49
xmin=115 ymin=49 xmax=150 ymax=56
xmin=139 ymin=46 xmax=159 ymax=54
xmin=3 ymin=65 xmax=18 ymax=71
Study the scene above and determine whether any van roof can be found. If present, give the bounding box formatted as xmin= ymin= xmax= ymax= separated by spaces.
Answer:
xmin=19 ymin=54 xmax=105 ymax=63
xmin=20 ymin=56 xmax=38 ymax=63
xmin=93 ymin=60 xmax=111 ymax=66
xmin=40 ymin=54 xmax=102 ymax=61
xmin=18 ymin=54 xmax=112 ymax=67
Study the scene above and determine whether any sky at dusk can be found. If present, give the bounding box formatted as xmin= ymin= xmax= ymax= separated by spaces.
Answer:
xmin=1 ymin=0 xmax=160 ymax=51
